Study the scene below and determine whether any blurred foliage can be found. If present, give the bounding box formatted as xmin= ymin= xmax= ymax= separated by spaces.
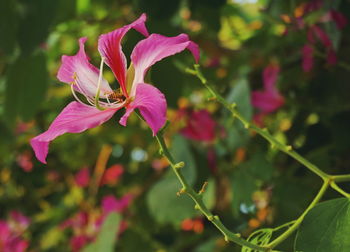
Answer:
xmin=1 ymin=0 xmax=350 ymax=251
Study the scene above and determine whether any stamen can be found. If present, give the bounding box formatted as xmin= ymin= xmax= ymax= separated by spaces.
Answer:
xmin=71 ymin=84 xmax=86 ymax=105
xmin=94 ymin=57 xmax=106 ymax=111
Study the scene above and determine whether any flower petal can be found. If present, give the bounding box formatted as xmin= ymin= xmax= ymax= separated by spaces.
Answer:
xmin=98 ymin=14 xmax=149 ymax=96
xmin=119 ymin=83 xmax=167 ymax=135
xmin=263 ymin=64 xmax=280 ymax=91
xmin=57 ymin=37 xmax=112 ymax=98
xmin=30 ymin=102 xmax=117 ymax=164
xmin=302 ymin=44 xmax=314 ymax=72
xmin=130 ymin=33 xmax=199 ymax=95
xmin=251 ymin=90 xmax=284 ymax=113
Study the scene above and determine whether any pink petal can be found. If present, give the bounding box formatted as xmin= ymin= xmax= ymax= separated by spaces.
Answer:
xmin=330 ymin=10 xmax=348 ymax=30
xmin=180 ymin=109 xmax=216 ymax=142
xmin=98 ymin=14 xmax=149 ymax=97
xmin=302 ymin=44 xmax=314 ymax=72
xmin=130 ymin=33 xmax=199 ymax=94
xmin=30 ymin=102 xmax=117 ymax=164
xmin=74 ymin=167 xmax=90 ymax=187
xmin=102 ymin=194 xmax=133 ymax=214
xmin=251 ymin=90 xmax=285 ymax=114
xmin=57 ymin=37 xmax=112 ymax=97
xmin=263 ymin=64 xmax=280 ymax=91
xmin=327 ymin=48 xmax=337 ymax=65
xmin=119 ymin=83 xmax=167 ymax=135
xmin=311 ymin=25 xmax=332 ymax=48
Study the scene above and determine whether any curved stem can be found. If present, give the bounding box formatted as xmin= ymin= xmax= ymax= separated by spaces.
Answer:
xmin=332 ymin=174 xmax=350 ymax=182
xmin=155 ymin=133 xmax=268 ymax=251
xmin=265 ymin=181 xmax=329 ymax=249
xmin=330 ymin=181 xmax=350 ymax=198
xmin=189 ymin=64 xmax=330 ymax=180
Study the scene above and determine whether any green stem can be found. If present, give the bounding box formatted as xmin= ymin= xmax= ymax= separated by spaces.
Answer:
xmin=332 ymin=174 xmax=350 ymax=182
xmin=272 ymin=220 xmax=296 ymax=232
xmin=155 ymin=133 xmax=268 ymax=251
xmin=330 ymin=181 xmax=350 ymax=198
xmin=265 ymin=181 xmax=330 ymax=249
xmin=191 ymin=64 xmax=330 ymax=181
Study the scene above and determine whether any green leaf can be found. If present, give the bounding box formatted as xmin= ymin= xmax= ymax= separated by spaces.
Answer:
xmin=295 ymin=198 xmax=350 ymax=252
xmin=4 ymin=51 xmax=49 ymax=126
xmin=83 ymin=212 xmax=121 ymax=252
xmin=18 ymin=0 xmax=58 ymax=55
xmin=0 ymin=0 xmax=18 ymax=55
xmin=226 ymin=78 xmax=252 ymax=121
xmin=231 ymin=168 xmax=257 ymax=216
xmin=147 ymin=135 xmax=197 ymax=225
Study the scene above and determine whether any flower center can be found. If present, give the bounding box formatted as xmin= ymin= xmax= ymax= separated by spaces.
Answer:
xmin=70 ymin=58 xmax=127 ymax=110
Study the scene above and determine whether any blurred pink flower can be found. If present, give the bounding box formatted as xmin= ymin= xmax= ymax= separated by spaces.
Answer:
xmin=74 ymin=167 xmax=90 ymax=188
xmin=0 ymin=212 xmax=30 ymax=252
xmin=16 ymin=151 xmax=33 ymax=172
xmin=179 ymin=109 xmax=217 ymax=142
xmin=302 ymin=44 xmax=314 ymax=72
xmin=30 ymin=13 xmax=199 ymax=164
xmin=330 ymin=10 xmax=348 ymax=29
xmin=251 ymin=64 xmax=284 ymax=114
xmin=102 ymin=194 xmax=133 ymax=215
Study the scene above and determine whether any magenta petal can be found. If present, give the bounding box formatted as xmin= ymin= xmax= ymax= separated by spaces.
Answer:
xmin=251 ymin=90 xmax=284 ymax=113
xmin=98 ymin=14 xmax=149 ymax=96
xmin=30 ymin=102 xmax=117 ymax=164
xmin=119 ymin=83 xmax=167 ymax=135
xmin=330 ymin=10 xmax=348 ymax=30
xmin=302 ymin=44 xmax=314 ymax=72
xmin=327 ymin=48 xmax=337 ymax=65
xmin=57 ymin=37 xmax=112 ymax=97
xmin=263 ymin=64 xmax=280 ymax=90
xmin=130 ymin=33 xmax=199 ymax=93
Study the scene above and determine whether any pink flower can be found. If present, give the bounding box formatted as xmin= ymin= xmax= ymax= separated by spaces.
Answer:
xmin=302 ymin=44 xmax=314 ymax=72
xmin=74 ymin=167 xmax=90 ymax=188
xmin=330 ymin=10 xmax=348 ymax=30
xmin=16 ymin=151 xmax=33 ymax=172
xmin=251 ymin=64 xmax=284 ymax=114
xmin=0 ymin=212 xmax=30 ymax=252
xmin=101 ymin=194 xmax=133 ymax=215
xmin=179 ymin=109 xmax=217 ymax=142
xmin=30 ymin=14 xmax=199 ymax=164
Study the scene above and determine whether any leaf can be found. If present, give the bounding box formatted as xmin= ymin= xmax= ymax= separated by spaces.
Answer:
xmin=4 ymin=51 xmax=49 ymax=126
xmin=231 ymin=168 xmax=257 ymax=216
xmin=226 ymin=78 xmax=253 ymax=121
xmin=83 ymin=212 xmax=121 ymax=252
xmin=295 ymin=198 xmax=350 ymax=252
xmin=18 ymin=0 xmax=58 ymax=55
xmin=0 ymin=0 xmax=18 ymax=55
xmin=147 ymin=135 xmax=197 ymax=225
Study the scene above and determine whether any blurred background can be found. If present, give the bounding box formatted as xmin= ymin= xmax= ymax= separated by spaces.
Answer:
xmin=1 ymin=0 xmax=350 ymax=251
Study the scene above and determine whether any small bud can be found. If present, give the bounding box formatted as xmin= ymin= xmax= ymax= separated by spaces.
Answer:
xmin=194 ymin=204 xmax=200 ymax=210
xmin=214 ymin=215 xmax=219 ymax=220
xmin=230 ymin=103 xmax=237 ymax=109
xmin=285 ymin=145 xmax=293 ymax=151
xmin=174 ymin=162 xmax=185 ymax=169
xmin=207 ymin=215 xmax=214 ymax=221
xmin=224 ymin=236 xmax=229 ymax=242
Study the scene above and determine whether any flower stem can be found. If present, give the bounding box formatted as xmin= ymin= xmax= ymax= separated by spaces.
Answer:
xmin=155 ymin=132 xmax=269 ymax=251
xmin=190 ymin=64 xmax=330 ymax=180
xmin=265 ymin=181 xmax=329 ymax=249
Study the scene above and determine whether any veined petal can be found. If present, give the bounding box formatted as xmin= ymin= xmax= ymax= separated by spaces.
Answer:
xmin=119 ymin=83 xmax=167 ymax=135
xmin=57 ymin=37 xmax=112 ymax=98
xmin=30 ymin=102 xmax=117 ymax=164
xmin=98 ymin=14 xmax=149 ymax=97
xmin=130 ymin=33 xmax=199 ymax=95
